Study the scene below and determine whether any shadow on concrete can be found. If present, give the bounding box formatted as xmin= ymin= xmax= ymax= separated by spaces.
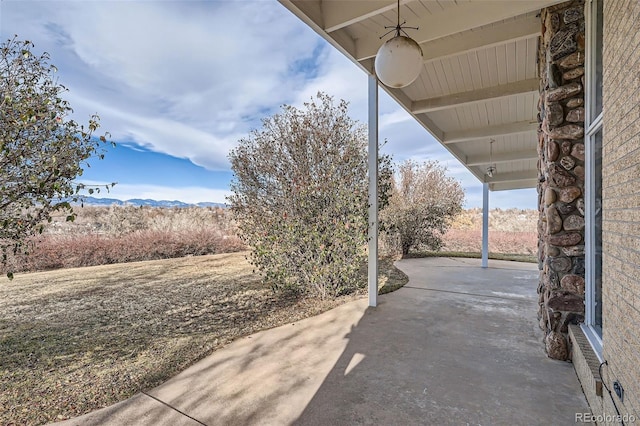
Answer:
xmin=293 ymin=258 xmax=591 ymax=425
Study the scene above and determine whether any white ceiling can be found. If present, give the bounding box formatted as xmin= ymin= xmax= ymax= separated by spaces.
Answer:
xmin=278 ymin=0 xmax=567 ymax=191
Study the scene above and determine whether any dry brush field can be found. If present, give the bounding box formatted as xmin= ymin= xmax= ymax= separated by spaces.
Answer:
xmin=2 ymin=205 xmax=538 ymax=275
xmin=2 ymin=206 xmax=245 ymax=274
xmin=442 ymin=208 xmax=538 ymax=256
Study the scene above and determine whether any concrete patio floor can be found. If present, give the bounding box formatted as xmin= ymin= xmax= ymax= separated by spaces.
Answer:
xmin=56 ymin=257 xmax=591 ymax=426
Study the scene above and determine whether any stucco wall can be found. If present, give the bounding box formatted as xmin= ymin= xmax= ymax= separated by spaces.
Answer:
xmin=601 ymin=0 xmax=640 ymax=420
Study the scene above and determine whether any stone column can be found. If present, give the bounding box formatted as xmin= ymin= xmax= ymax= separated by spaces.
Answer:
xmin=537 ymin=0 xmax=586 ymax=360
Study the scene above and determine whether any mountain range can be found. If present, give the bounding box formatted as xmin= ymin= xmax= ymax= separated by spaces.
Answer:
xmin=70 ymin=196 xmax=227 ymax=208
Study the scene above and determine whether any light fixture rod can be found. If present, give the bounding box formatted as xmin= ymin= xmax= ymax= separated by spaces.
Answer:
xmin=379 ymin=0 xmax=419 ymax=39
xmin=486 ymin=138 xmax=496 ymax=178
xmin=489 ymin=138 xmax=494 ymax=163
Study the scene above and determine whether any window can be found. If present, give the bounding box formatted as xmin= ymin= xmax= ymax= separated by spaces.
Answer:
xmin=582 ymin=0 xmax=603 ymax=358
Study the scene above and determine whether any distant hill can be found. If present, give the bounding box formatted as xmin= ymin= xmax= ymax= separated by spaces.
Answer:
xmin=67 ymin=196 xmax=227 ymax=208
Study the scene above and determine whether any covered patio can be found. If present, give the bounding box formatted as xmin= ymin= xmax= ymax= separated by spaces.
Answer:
xmin=54 ymin=2 xmax=594 ymax=424
xmin=57 ymin=258 xmax=589 ymax=425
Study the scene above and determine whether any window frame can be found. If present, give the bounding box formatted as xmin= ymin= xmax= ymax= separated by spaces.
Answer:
xmin=581 ymin=0 xmax=604 ymax=360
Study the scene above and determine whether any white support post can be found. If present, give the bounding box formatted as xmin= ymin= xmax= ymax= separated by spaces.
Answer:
xmin=482 ymin=182 xmax=489 ymax=268
xmin=368 ymin=74 xmax=379 ymax=307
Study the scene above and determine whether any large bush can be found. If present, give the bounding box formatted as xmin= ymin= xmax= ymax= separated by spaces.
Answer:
xmin=382 ymin=160 xmax=464 ymax=256
xmin=228 ymin=93 xmax=391 ymax=299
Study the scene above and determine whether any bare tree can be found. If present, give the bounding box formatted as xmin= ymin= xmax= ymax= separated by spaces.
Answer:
xmin=228 ymin=92 xmax=392 ymax=299
xmin=381 ymin=160 xmax=464 ymax=256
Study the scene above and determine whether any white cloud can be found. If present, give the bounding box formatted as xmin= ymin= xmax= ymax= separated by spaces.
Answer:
xmin=291 ymin=49 xmax=368 ymax=117
xmin=1 ymin=0 xmax=322 ymax=170
xmin=380 ymin=108 xmax=413 ymax=129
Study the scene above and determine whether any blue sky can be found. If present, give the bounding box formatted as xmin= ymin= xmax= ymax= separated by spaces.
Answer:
xmin=1 ymin=0 xmax=536 ymax=208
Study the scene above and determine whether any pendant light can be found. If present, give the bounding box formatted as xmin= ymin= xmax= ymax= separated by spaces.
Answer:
xmin=374 ymin=0 xmax=423 ymax=88
xmin=486 ymin=139 xmax=496 ymax=178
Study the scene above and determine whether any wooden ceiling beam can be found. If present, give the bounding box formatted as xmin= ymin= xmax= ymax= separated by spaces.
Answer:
xmin=485 ymin=169 xmax=538 ymax=184
xmin=466 ymin=149 xmax=538 ymax=166
xmin=444 ymin=121 xmax=538 ymax=144
xmin=421 ymin=15 xmax=540 ymax=63
xmin=411 ymin=79 xmax=539 ymax=114
xmin=323 ymin=0 xmax=411 ymax=33
xmin=489 ymin=178 xmax=539 ymax=191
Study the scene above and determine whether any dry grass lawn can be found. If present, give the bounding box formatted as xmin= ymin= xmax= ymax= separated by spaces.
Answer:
xmin=0 ymin=252 xmax=406 ymax=425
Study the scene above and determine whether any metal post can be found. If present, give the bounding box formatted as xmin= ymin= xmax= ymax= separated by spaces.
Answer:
xmin=482 ymin=182 xmax=489 ymax=268
xmin=368 ymin=74 xmax=379 ymax=307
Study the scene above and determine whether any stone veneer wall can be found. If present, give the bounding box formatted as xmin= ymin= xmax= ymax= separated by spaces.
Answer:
xmin=536 ymin=0 xmax=586 ymax=361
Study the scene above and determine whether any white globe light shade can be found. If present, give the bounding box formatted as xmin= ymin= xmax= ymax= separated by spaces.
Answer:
xmin=375 ymin=35 xmax=423 ymax=88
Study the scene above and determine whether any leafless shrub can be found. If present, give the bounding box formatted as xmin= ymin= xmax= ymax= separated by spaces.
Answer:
xmin=380 ymin=160 xmax=465 ymax=256
xmin=1 ymin=203 xmax=538 ymax=274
